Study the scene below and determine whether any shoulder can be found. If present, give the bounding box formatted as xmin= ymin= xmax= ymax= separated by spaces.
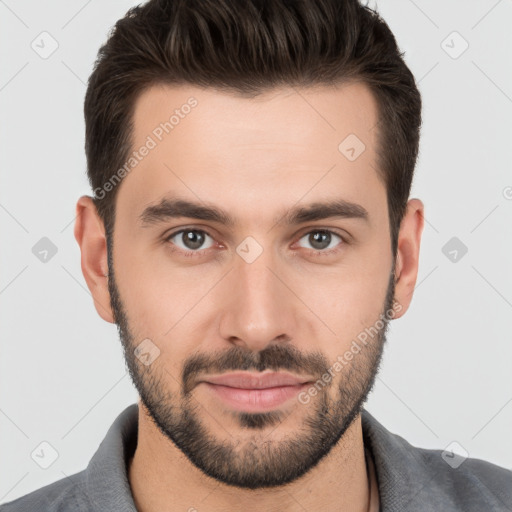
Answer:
xmin=1 ymin=404 xmax=140 ymax=512
xmin=0 ymin=470 xmax=92 ymax=512
xmin=361 ymin=409 xmax=512 ymax=511
xmin=413 ymin=444 xmax=512 ymax=510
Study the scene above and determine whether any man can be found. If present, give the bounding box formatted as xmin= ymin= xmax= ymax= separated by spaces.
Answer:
xmin=2 ymin=0 xmax=511 ymax=511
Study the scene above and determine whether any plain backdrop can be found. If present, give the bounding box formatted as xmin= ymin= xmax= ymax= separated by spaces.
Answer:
xmin=1 ymin=0 xmax=511 ymax=503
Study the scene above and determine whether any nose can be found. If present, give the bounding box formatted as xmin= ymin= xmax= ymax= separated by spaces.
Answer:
xmin=218 ymin=248 xmax=298 ymax=352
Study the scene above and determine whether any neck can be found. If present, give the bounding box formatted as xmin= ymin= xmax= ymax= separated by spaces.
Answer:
xmin=128 ymin=405 xmax=370 ymax=512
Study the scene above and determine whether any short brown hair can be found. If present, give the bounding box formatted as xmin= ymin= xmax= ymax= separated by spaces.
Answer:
xmin=84 ymin=0 xmax=421 ymax=256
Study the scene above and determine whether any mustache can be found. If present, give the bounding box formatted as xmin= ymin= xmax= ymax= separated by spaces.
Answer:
xmin=182 ymin=344 xmax=329 ymax=396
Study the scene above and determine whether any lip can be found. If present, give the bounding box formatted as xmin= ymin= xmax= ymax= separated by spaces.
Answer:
xmin=198 ymin=371 xmax=313 ymax=412
xmin=201 ymin=371 xmax=312 ymax=389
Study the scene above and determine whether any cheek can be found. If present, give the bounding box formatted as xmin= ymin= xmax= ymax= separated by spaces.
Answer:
xmin=112 ymin=244 xmax=217 ymax=364
xmin=301 ymin=250 xmax=391 ymax=352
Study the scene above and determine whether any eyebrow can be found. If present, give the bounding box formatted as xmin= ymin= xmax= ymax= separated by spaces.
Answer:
xmin=139 ymin=197 xmax=369 ymax=228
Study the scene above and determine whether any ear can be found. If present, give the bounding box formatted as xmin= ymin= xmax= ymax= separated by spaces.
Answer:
xmin=392 ymin=198 xmax=424 ymax=319
xmin=73 ymin=195 xmax=114 ymax=323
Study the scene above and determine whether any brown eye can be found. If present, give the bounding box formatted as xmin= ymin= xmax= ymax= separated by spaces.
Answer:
xmin=297 ymin=230 xmax=343 ymax=252
xmin=166 ymin=229 xmax=215 ymax=252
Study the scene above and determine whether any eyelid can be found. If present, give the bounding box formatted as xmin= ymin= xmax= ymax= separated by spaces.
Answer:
xmin=163 ymin=225 xmax=220 ymax=243
xmin=295 ymin=226 xmax=350 ymax=242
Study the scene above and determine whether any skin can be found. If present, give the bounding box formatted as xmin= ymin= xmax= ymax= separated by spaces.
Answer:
xmin=74 ymin=82 xmax=424 ymax=511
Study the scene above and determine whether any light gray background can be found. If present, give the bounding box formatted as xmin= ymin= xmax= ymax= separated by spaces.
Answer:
xmin=1 ymin=0 xmax=511 ymax=504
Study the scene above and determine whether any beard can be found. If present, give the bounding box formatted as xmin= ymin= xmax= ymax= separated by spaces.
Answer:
xmin=106 ymin=235 xmax=396 ymax=489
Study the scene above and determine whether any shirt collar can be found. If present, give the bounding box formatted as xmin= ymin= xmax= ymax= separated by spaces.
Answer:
xmin=84 ymin=403 xmax=430 ymax=511
xmin=85 ymin=403 xmax=139 ymax=512
xmin=361 ymin=408 xmax=436 ymax=511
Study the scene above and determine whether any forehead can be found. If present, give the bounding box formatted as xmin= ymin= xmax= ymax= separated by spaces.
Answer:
xmin=131 ymin=81 xmax=379 ymax=152
xmin=117 ymin=82 xmax=384 ymax=225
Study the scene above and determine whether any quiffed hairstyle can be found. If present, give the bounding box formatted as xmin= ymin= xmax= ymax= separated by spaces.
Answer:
xmin=84 ymin=0 xmax=421 ymax=255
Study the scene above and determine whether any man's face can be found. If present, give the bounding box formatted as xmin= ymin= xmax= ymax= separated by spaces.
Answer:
xmin=107 ymin=83 xmax=397 ymax=488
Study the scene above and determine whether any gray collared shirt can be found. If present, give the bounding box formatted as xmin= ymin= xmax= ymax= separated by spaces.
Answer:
xmin=1 ymin=403 xmax=511 ymax=511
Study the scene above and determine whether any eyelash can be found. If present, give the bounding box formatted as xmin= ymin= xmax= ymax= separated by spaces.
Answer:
xmin=163 ymin=228 xmax=348 ymax=259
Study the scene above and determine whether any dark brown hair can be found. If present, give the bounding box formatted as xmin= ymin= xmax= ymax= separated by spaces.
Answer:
xmin=84 ymin=0 xmax=421 ymax=256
